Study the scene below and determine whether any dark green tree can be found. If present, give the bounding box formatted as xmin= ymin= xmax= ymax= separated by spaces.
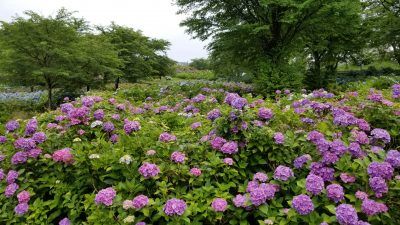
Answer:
xmin=0 ymin=9 xmax=87 ymax=107
xmin=189 ymin=58 xmax=211 ymax=70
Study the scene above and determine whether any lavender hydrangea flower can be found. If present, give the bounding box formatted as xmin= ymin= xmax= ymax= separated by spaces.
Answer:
xmin=5 ymin=183 xmax=19 ymax=198
xmin=361 ymin=199 xmax=388 ymax=216
xmin=6 ymin=170 xmax=19 ymax=184
xmin=0 ymin=135 xmax=6 ymax=144
xmin=293 ymin=154 xmax=312 ymax=169
xmin=231 ymin=97 xmax=247 ymax=109
xmin=385 ymin=150 xmax=400 ymax=168
xmin=340 ymin=173 xmax=356 ymax=183
xmin=369 ymin=177 xmax=388 ymax=198
xmin=273 ymin=132 xmax=285 ymax=144
xmin=220 ymin=141 xmax=239 ymax=154
xmin=367 ymin=162 xmax=393 ymax=180
xmin=32 ymin=132 xmax=47 ymax=144
xmin=292 ymin=194 xmax=314 ymax=215
xmin=370 ymin=128 xmax=391 ymax=144
xmin=124 ymin=120 xmax=141 ymax=134
xmin=14 ymin=203 xmax=29 ymax=215
xmin=191 ymin=122 xmax=201 ymax=130
xmin=306 ymin=174 xmax=325 ymax=195
xmin=159 ymin=132 xmax=176 ymax=142
xmin=250 ymin=184 xmax=276 ymax=206
xmin=310 ymin=162 xmax=335 ymax=182
xmin=274 ymin=165 xmax=294 ymax=181
xmin=190 ymin=168 xmax=202 ymax=176
xmin=164 ymin=198 xmax=187 ymax=216
xmin=211 ymin=137 xmax=226 ymax=150
xmin=17 ymin=191 xmax=30 ymax=203
xmin=138 ymin=162 xmax=160 ymax=178
xmin=132 ymin=195 xmax=149 ymax=210
xmin=102 ymin=122 xmax=115 ymax=133
xmin=14 ymin=138 xmax=36 ymax=151
xmin=223 ymin=157 xmax=234 ymax=165
xmin=59 ymin=217 xmax=71 ymax=225
xmin=326 ymin=184 xmax=344 ymax=203
xmin=6 ymin=120 xmax=19 ymax=132
xmin=253 ymin=172 xmax=268 ymax=182
xmin=207 ymin=109 xmax=222 ymax=121
xmin=24 ymin=118 xmax=38 ymax=135
xmin=212 ymin=198 xmax=228 ymax=212
xmin=93 ymin=109 xmax=105 ymax=120
xmin=336 ymin=204 xmax=358 ymax=225
xmin=233 ymin=194 xmax=247 ymax=207
xmin=0 ymin=169 xmax=4 ymax=181
xmin=11 ymin=151 xmax=28 ymax=165
xmin=258 ymin=108 xmax=273 ymax=120
xmin=52 ymin=148 xmax=74 ymax=164
xmin=355 ymin=191 xmax=369 ymax=200
xmin=95 ymin=187 xmax=116 ymax=206
xmin=171 ymin=151 xmax=186 ymax=163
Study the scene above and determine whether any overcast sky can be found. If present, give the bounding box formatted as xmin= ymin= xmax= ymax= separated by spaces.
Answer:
xmin=0 ymin=0 xmax=209 ymax=62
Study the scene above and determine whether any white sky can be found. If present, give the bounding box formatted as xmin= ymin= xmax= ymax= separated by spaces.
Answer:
xmin=0 ymin=0 xmax=209 ymax=62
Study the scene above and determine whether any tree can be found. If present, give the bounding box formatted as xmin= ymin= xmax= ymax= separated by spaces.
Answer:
xmin=99 ymin=24 xmax=174 ymax=89
xmin=303 ymin=0 xmax=365 ymax=89
xmin=189 ymin=58 xmax=211 ymax=70
xmin=176 ymin=0 xmax=331 ymax=91
xmin=364 ymin=0 xmax=400 ymax=64
xmin=0 ymin=9 xmax=87 ymax=108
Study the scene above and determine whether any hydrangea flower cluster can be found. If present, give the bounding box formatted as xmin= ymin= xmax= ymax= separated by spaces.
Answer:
xmin=273 ymin=165 xmax=294 ymax=181
xmin=95 ymin=187 xmax=116 ymax=206
xmin=132 ymin=195 xmax=149 ymax=210
xmin=292 ymin=194 xmax=314 ymax=215
xmin=52 ymin=148 xmax=74 ymax=164
xmin=211 ymin=198 xmax=228 ymax=212
xmin=138 ymin=162 xmax=160 ymax=178
xmin=171 ymin=151 xmax=186 ymax=163
xmin=163 ymin=198 xmax=187 ymax=216
xmin=159 ymin=132 xmax=176 ymax=142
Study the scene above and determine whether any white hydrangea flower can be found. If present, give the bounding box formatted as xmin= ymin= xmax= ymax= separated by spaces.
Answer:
xmin=89 ymin=154 xmax=100 ymax=159
xmin=119 ymin=155 xmax=132 ymax=164
xmin=90 ymin=120 xmax=103 ymax=128
xmin=123 ymin=215 xmax=135 ymax=223
xmin=73 ymin=137 xmax=82 ymax=142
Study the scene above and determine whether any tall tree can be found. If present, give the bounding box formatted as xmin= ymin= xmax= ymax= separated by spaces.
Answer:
xmin=176 ymin=0 xmax=331 ymax=91
xmin=99 ymin=24 xmax=174 ymax=89
xmin=0 ymin=9 xmax=87 ymax=107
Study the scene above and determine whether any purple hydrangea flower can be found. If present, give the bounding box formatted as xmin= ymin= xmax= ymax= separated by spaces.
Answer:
xmin=273 ymin=132 xmax=285 ymax=144
xmin=370 ymin=128 xmax=391 ymax=144
xmin=211 ymin=198 xmax=228 ymax=212
xmin=24 ymin=118 xmax=38 ymax=135
xmin=190 ymin=168 xmax=202 ymax=176
xmin=159 ymin=132 xmax=176 ymax=142
xmin=14 ymin=203 xmax=29 ymax=215
xmin=231 ymin=97 xmax=247 ymax=109
xmin=306 ymin=174 xmax=325 ymax=195
xmin=293 ymin=154 xmax=312 ymax=169
xmin=171 ymin=151 xmax=186 ymax=163
xmin=17 ymin=191 xmax=30 ymax=203
xmin=385 ymin=150 xmax=400 ymax=168
xmin=233 ymin=194 xmax=247 ymax=207
xmin=0 ymin=135 xmax=6 ymax=144
xmin=124 ymin=120 xmax=141 ymax=134
xmin=52 ymin=148 xmax=74 ymax=164
xmin=132 ymin=195 xmax=149 ymax=210
xmin=6 ymin=170 xmax=19 ymax=184
xmin=220 ymin=141 xmax=238 ymax=154
xmin=138 ymin=162 xmax=160 ymax=178
xmin=102 ymin=122 xmax=115 ymax=133
xmin=355 ymin=191 xmax=368 ymax=200
xmin=249 ymin=184 xmax=276 ymax=206
xmin=211 ymin=137 xmax=227 ymax=150
xmin=191 ymin=122 xmax=201 ymax=130
xmin=32 ymin=132 xmax=47 ymax=144
xmin=6 ymin=120 xmax=19 ymax=132
xmin=59 ymin=217 xmax=71 ymax=225
xmin=223 ymin=157 xmax=234 ymax=165
xmin=340 ymin=173 xmax=356 ymax=183
xmin=14 ymin=138 xmax=36 ymax=151
xmin=310 ymin=162 xmax=335 ymax=182
xmin=367 ymin=162 xmax=393 ymax=180
xmin=207 ymin=109 xmax=221 ymax=121
xmin=253 ymin=172 xmax=268 ymax=182
xmin=361 ymin=199 xmax=388 ymax=216
xmin=274 ymin=165 xmax=294 ymax=181
xmin=292 ymin=194 xmax=314 ymax=215
xmin=11 ymin=151 xmax=28 ymax=165
xmin=336 ymin=204 xmax=358 ymax=225
xmin=95 ymin=187 xmax=116 ymax=206
xmin=93 ymin=109 xmax=105 ymax=120
xmin=326 ymin=184 xmax=344 ymax=203
xmin=5 ymin=183 xmax=19 ymax=198
xmin=369 ymin=177 xmax=388 ymax=198
xmin=164 ymin=198 xmax=187 ymax=216
xmin=258 ymin=108 xmax=273 ymax=120
xmin=348 ymin=142 xmax=366 ymax=158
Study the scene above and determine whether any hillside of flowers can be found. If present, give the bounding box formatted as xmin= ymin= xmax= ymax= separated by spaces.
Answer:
xmin=0 ymin=79 xmax=399 ymax=225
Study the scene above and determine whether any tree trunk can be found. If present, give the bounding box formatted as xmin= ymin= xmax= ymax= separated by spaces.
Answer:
xmin=47 ymin=86 xmax=52 ymax=109
xmin=30 ymin=86 xmax=34 ymax=92
xmin=86 ymin=85 xmax=90 ymax=92
xmin=115 ymin=77 xmax=120 ymax=90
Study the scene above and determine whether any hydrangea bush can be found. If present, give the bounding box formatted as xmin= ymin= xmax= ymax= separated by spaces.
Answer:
xmin=0 ymin=80 xmax=399 ymax=224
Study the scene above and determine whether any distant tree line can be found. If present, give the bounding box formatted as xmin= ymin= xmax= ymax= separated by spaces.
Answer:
xmin=0 ymin=8 xmax=175 ymax=108
xmin=175 ymin=0 xmax=400 ymax=92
